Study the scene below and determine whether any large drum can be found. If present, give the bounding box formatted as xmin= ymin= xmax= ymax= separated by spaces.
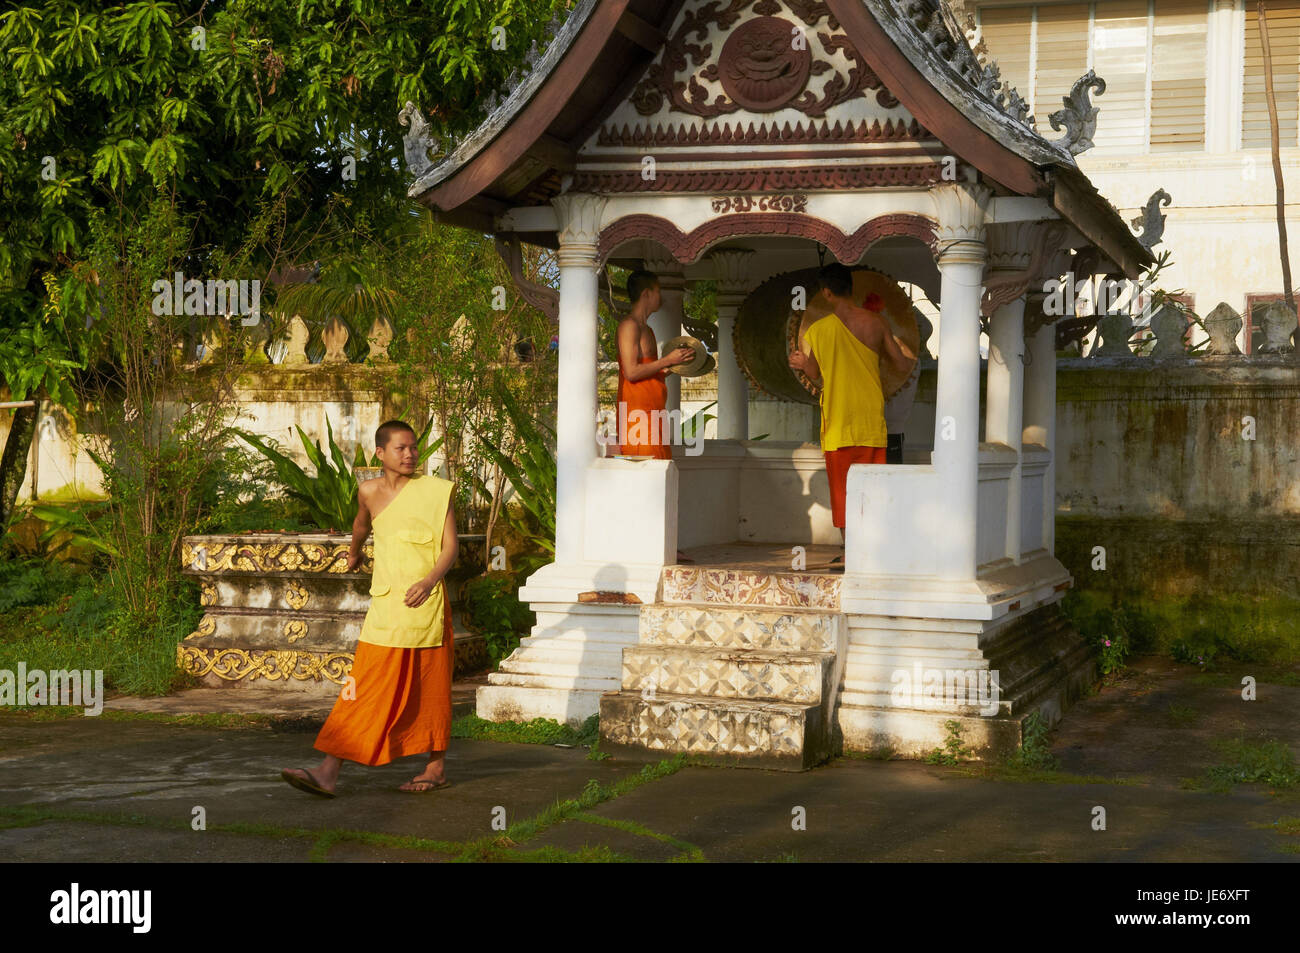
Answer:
xmin=734 ymin=268 xmax=920 ymax=405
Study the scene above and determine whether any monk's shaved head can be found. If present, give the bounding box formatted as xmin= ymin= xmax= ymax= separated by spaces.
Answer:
xmin=817 ymin=263 xmax=853 ymax=298
xmin=375 ymin=420 xmax=416 ymax=449
xmin=626 ymin=270 xmax=659 ymax=305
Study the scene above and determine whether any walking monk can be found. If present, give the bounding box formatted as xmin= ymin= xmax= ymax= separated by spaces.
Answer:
xmin=789 ymin=263 xmax=915 ymax=541
xmin=281 ymin=419 xmax=458 ymax=796
xmin=616 ymin=269 xmax=694 ymax=459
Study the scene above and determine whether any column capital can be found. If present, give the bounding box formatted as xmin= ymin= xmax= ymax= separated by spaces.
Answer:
xmin=985 ymin=221 xmax=1042 ymax=272
xmin=709 ymin=248 xmax=757 ymax=311
xmin=709 ymin=248 xmax=756 ymax=294
xmin=643 ymin=253 xmax=686 ymax=294
xmin=930 ymin=182 xmax=992 ymax=264
xmin=982 ymin=221 xmax=1070 ymax=318
xmin=551 ymin=192 xmax=606 ymax=262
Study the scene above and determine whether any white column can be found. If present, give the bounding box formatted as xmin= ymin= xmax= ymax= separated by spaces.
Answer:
xmin=550 ymin=193 xmax=606 ymax=565
xmin=930 ymin=182 xmax=991 ymax=582
xmin=710 ymin=249 xmax=755 ymax=440
xmin=985 ymin=224 xmax=1033 ymax=565
xmin=646 ymin=256 xmax=684 ymax=414
xmin=1023 ymin=303 xmax=1057 ymax=555
xmin=1206 ymin=0 xmax=1238 ymax=153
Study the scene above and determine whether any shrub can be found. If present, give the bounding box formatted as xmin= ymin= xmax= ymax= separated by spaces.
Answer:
xmin=463 ymin=570 xmax=535 ymax=665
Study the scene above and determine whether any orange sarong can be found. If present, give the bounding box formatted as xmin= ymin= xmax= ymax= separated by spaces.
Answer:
xmin=617 ymin=356 xmax=671 ymax=459
xmin=825 ymin=445 xmax=887 ymax=529
xmin=314 ymin=611 xmax=454 ymax=766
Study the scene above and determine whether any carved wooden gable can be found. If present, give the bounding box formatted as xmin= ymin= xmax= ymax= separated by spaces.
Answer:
xmin=575 ymin=0 xmax=952 ymax=192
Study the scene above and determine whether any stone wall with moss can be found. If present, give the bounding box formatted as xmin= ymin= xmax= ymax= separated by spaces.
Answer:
xmin=1049 ymin=357 xmax=1300 ymax=667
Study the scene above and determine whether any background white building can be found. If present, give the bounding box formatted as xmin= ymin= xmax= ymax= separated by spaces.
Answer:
xmin=971 ymin=0 xmax=1300 ymax=351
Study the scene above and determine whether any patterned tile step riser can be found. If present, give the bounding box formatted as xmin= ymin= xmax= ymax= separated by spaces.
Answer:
xmin=621 ymin=646 xmax=833 ymax=705
xmin=599 ymin=693 xmax=829 ymax=769
xmin=640 ymin=605 xmax=839 ymax=651
xmin=661 ymin=566 xmax=841 ymax=610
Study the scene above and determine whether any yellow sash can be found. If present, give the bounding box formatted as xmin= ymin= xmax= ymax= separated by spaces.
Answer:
xmin=805 ymin=314 xmax=887 ymax=451
xmin=359 ymin=475 xmax=454 ymax=648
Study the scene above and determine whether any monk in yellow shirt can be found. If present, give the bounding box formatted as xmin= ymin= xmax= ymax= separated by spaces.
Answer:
xmin=282 ymin=420 xmax=458 ymax=797
xmin=790 ymin=263 xmax=914 ymax=537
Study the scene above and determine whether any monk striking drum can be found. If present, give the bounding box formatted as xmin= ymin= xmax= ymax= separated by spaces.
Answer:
xmin=281 ymin=420 xmax=458 ymax=797
xmin=790 ymin=263 xmax=915 ymax=537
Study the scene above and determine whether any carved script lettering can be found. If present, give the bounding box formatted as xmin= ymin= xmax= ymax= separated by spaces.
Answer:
xmin=711 ymin=194 xmax=808 ymax=214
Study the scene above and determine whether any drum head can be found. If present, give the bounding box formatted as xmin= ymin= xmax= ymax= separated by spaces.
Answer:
xmin=734 ymin=267 xmax=920 ymax=403
xmin=797 ymin=270 xmax=920 ymax=399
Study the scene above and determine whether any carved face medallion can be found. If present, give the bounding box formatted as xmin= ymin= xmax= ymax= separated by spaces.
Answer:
xmin=718 ymin=16 xmax=811 ymax=111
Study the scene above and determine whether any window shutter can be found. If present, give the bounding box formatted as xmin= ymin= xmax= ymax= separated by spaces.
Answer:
xmin=1151 ymin=0 xmax=1208 ymax=152
xmin=1034 ymin=4 xmax=1092 ymax=129
xmin=1091 ymin=0 xmax=1151 ymax=153
xmin=978 ymin=6 xmax=1036 ymax=111
xmin=1243 ymin=0 xmax=1300 ymax=149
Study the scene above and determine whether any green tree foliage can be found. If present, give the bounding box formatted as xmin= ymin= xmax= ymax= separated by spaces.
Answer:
xmin=0 ymin=0 xmax=566 ymax=288
xmin=0 ymin=0 xmax=565 ymax=519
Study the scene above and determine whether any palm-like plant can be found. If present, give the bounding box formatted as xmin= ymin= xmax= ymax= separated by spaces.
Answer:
xmin=471 ymin=385 xmax=556 ymax=573
xmin=239 ymin=415 xmax=441 ymax=532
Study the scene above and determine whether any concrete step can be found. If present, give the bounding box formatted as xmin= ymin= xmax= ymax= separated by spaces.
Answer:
xmin=484 ymin=670 xmax=616 ymax=693
xmin=661 ymin=566 xmax=841 ymax=610
xmin=621 ymin=644 xmax=834 ymax=705
xmin=495 ymin=654 xmax=622 ymax=678
xmin=640 ymin=603 xmax=839 ymax=652
xmin=598 ymin=690 xmax=831 ymax=770
xmin=838 ymin=688 xmax=1010 ymax=718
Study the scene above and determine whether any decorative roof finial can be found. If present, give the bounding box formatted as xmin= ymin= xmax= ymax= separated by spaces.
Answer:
xmin=1048 ymin=70 xmax=1106 ymax=154
xmin=398 ymin=102 xmax=439 ymax=178
xmin=1131 ymin=189 xmax=1172 ymax=250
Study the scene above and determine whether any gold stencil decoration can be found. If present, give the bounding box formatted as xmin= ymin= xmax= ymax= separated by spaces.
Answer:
xmin=176 ymin=645 xmax=353 ymax=684
xmin=180 ymin=538 xmax=368 ymax=574
xmin=284 ymin=581 xmax=310 ymax=610
xmin=200 ymin=583 xmax=218 ymax=606
xmin=194 ymin=614 xmax=217 ymax=637
xmin=284 ymin=620 xmax=309 ymax=643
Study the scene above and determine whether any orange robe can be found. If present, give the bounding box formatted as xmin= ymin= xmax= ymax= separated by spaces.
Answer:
xmin=824 ymin=445 xmax=887 ymax=529
xmin=617 ymin=355 xmax=671 ymax=459
xmin=313 ymin=610 xmax=454 ymax=765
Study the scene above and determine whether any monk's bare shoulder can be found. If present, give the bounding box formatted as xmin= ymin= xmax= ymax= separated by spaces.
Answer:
xmin=861 ymin=309 xmax=890 ymax=349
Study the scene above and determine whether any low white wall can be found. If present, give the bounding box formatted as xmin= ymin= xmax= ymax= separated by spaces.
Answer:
xmin=739 ymin=442 xmax=839 ymax=545
xmin=675 ymin=441 xmax=742 ymax=549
